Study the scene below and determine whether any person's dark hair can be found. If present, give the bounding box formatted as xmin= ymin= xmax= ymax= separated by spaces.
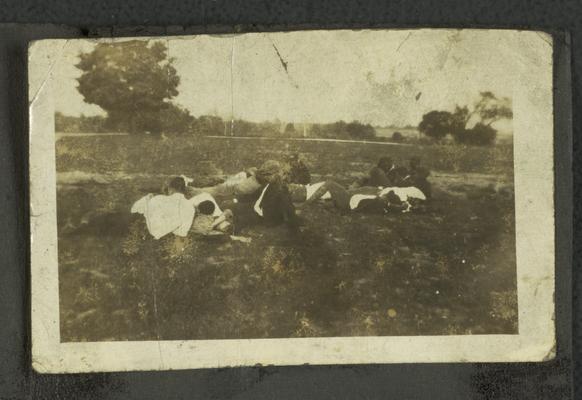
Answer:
xmin=385 ymin=190 xmax=402 ymax=205
xmin=255 ymin=160 xmax=282 ymax=185
xmin=377 ymin=157 xmax=394 ymax=172
xmin=197 ymin=200 xmax=216 ymax=215
xmin=168 ymin=176 xmax=186 ymax=194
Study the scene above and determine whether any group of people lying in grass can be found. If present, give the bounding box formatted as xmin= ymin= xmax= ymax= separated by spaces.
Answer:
xmin=130 ymin=155 xmax=432 ymax=240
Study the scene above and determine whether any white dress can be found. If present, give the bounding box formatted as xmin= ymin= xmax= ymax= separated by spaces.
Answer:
xmin=131 ymin=193 xmax=196 ymax=239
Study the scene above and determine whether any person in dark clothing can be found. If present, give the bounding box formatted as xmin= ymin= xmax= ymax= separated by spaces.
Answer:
xmin=229 ymin=163 xmax=301 ymax=234
xmin=355 ymin=190 xmax=410 ymax=214
xmin=230 ymin=186 xmax=300 ymax=233
xmin=352 ymin=157 xmax=406 ymax=188
xmin=256 ymin=177 xmax=300 ymax=229
xmin=306 ymin=179 xmax=426 ymax=214
xmin=366 ymin=156 xmax=394 ymax=187
xmin=401 ymin=156 xmax=432 ymax=198
xmin=285 ymin=153 xmax=311 ymax=185
xmin=387 ymin=165 xmax=410 ymax=187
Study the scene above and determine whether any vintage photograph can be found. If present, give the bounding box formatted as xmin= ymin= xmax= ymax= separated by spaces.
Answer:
xmin=29 ymin=29 xmax=555 ymax=371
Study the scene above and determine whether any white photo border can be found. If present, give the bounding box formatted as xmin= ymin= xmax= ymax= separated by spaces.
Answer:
xmin=29 ymin=29 xmax=555 ymax=373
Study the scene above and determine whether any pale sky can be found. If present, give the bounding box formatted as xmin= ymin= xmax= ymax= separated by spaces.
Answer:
xmin=53 ymin=29 xmax=531 ymax=130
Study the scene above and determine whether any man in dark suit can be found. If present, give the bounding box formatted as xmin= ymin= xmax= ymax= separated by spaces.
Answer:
xmin=401 ymin=156 xmax=432 ymax=198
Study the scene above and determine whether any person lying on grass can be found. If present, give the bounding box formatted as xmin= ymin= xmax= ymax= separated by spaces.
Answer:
xmin=397 ymin=156 xmax=432 ymax=199
xmin=132 ymin=177 xmax=233 ymax=240
xmin=227 ymin=161 xmax=303 ymax=234
xmin=130 ymin=176 xmax=195 ymax=239
xmin=185 ymin=170 xmax=259 ymax=199
xmin=292 ymin=179 xmax=427 ymax=214
xmin=349 ymin=156 xmax=433 ymax=193
xmin=174 ymin=160 xmax=301 ymax=235
xmin=184 ymin=161 xmax=278 ymax=202
xmin=350 ymin=156 xmax=405 ymax=189
xmin=185 ymin=154 xmax=313 ymax=202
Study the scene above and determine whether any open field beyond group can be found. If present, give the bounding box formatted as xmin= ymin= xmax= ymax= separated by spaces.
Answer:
xmin=56 ymin=135 xmax=517 ymax=341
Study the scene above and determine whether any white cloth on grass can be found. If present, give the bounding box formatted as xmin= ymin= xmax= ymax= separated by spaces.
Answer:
xmin=131 ymin=193 xmax=196 ymax=239
xmin=305 ymin=181 xmax=332 ymax=201
xmin=349 ymin=186 xmax=426 ymax=211
xmin=378 ymin=186 xmax=426 ymax=201
xmin=349 ymin=194 xmax=378 ymax=210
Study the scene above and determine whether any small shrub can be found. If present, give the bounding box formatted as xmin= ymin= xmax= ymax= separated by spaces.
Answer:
xmin=391 ymin=131 xmax=404 ymax=142
xmin=453 ymin=123 xmax=497 ymax=146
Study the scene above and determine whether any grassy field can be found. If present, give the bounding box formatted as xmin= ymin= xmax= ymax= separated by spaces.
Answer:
xmin=56 ymin=134 xmax=517 ymax=341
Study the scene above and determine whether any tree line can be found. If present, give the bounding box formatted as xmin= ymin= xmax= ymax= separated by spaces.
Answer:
xmin=55 ymin=110 xmax=377 ymax=141
xmin=64 ymin=40 xmax=510 ymax=145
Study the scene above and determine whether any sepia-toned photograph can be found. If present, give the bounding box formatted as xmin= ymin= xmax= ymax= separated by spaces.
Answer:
xmin=29 ymin=29 xmax=556 ymax=372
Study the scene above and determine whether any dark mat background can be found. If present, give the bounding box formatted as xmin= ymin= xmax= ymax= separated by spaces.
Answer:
xmin=0 ymin=1 xmax=576 ymax=398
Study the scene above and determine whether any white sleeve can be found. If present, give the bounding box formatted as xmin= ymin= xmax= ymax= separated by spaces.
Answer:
xmin=130 ymin=194 xmax=152 ymax=214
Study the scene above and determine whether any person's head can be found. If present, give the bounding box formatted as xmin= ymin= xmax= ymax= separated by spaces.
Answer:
xmin=197 ymin=200 xmax=216 ymax=216
xmin=381 ymin=190 xmax=402 ymax=207
xmin=409 ymin=156 xmax=421 ymax=169
xmin=377 ymin=157 xmax=394 ymax=172
xmin=168 ymin=176 xmax=186 ymax=195
xmin=255 ymin=160 xmax=282 ymax=185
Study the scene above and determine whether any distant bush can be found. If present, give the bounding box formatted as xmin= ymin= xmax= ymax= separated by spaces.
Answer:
xmin=231 ymin=119 xmax=254 ymax=136
xmin=310 ymin=121 xmax=347 ymax=139
xmin=418 ymin=111 xmax=457 ymax=141
xmin=55 ymin=112 xmax=109 ymax=133
xmin=454 ymin=123 xmax=497 ymax=146
xmin=56 ymin=104 xmax=196 ymax=136
xmin=284 ymin=123 xmax=296 ymax=135
xmin=227 ymin=119 xmax=282 ymax=137
xmin=308 ymin=120 xmax=376 ymax=140
xmin=193 ymin=115 xmax=225 ymax=136
xmin=157 ymin=104 xmax=196 ymax=135
xmin=391 ymin=131 xmax=404 ymax=142
xmin=346 ymin=121 xmax=376 ymax=140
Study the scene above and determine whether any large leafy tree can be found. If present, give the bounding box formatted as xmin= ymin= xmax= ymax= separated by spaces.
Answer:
xmin=76 ymin=40 xmax=181 ymax=134
xmin=418 ymin=92 xmax=512 ymax=146
xmin=449 ymin=92 xmax=512 ymax=145
xmin=471 ymin=91 xmax=513 ymax=126
xmin=418 ymin=110 xmax=457 ymax=140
